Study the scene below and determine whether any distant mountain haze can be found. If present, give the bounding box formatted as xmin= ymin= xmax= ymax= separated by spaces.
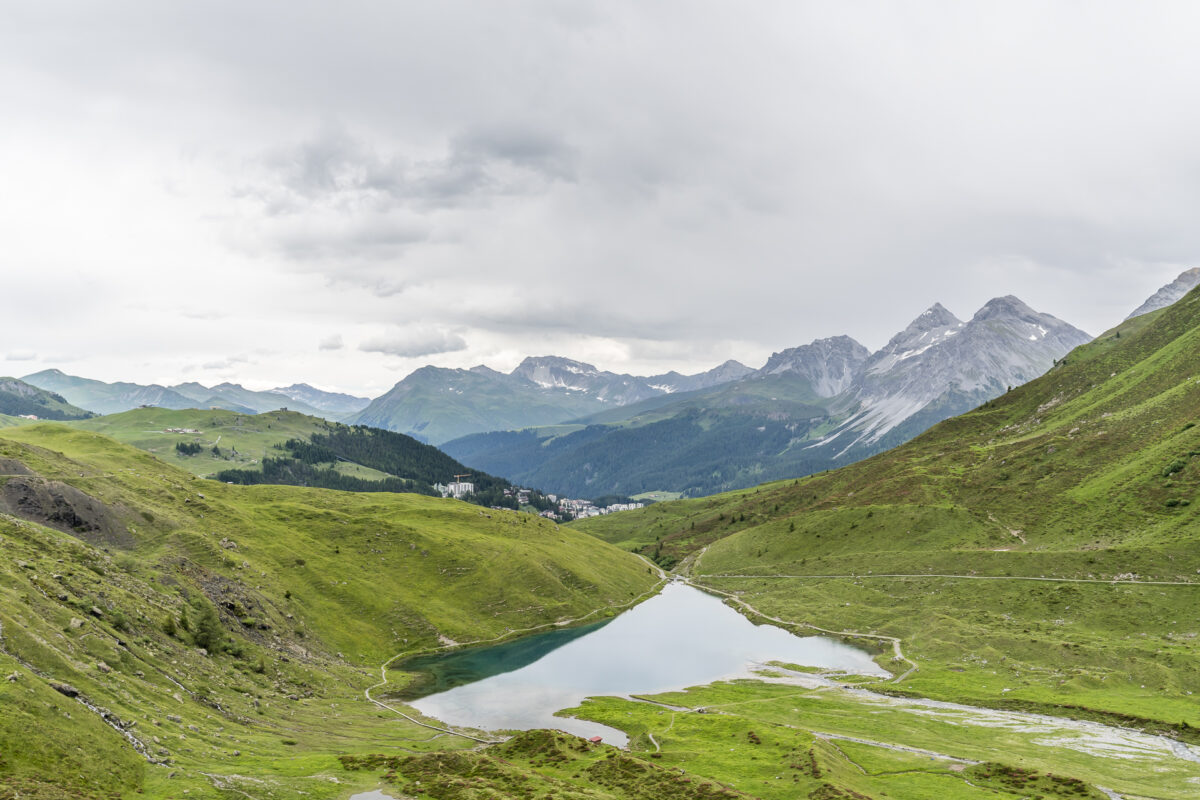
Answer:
xmin=271 ymin=383 xmax=371 ymax=416
xmin=21 ymin=370 xmax=343 ymax=420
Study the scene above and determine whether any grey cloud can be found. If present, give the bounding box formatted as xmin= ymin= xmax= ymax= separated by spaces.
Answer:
xmin=318 ymin=334 xmax=344 ymax=351
xmin=237 ymin=124 xmax=576 ymax=268
xmin=452 ymin=126 xmax=579 ymax=183
xmin=359 ymin=329 xmax=468 ymax=359
xmin=269 ymin=215 xmax=431 ymax=262
xmin=202 ymin=355 xmax=250 ymax=370
xmin=5 ymin=350 xmax=38 ymax=361
xmin=252 ymin=124 xmax=575 ymax=214
xmin=4 ymin=2 xmax=1200 ymax=389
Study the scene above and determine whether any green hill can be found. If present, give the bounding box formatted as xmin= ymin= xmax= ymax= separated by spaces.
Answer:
xmin=69 ymin=407 xmax=331 ymax=473
xmin=0 ymin=424 xmax=658 ymax=799
xmin=574 ymin=288 xmax=1200 ymax=746
xmin=65 ymin=408 xmax=530 ymax=508
xmin=0 ymin=413 xmax=31 ymax=430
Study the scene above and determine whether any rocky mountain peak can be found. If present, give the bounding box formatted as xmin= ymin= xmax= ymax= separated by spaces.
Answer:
xmin=914 ymin=302 xmax=961 ymax=330
xmin=511 ymin=356 xmax=600 ymax=384
xmin=759 ymin=336 xmax=870 ymax=397
xmin=972 ymin=295 xmax=1037 ymax=321
xmin=869 ymin=304 xmax=964 ymax=375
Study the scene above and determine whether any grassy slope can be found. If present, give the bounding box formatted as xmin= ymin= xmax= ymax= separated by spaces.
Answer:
xmin=66 ymin=408 xmax=334 ymax=478
xmin=573 ymin=291 xmax=1200 ymax=743
xmin=0 ymin=414 xmax=33 ymax=430
xmin=0 ymin=424 xmax=657 ymax=799
xmin=566 ymin=681 xmax=1189 ymax=799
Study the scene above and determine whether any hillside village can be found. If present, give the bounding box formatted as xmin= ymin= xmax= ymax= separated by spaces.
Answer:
xmin=434 ymin=479 xmax=644 ymax=521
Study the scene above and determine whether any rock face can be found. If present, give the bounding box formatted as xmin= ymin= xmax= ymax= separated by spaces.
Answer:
xmin=0 ymin=477 xmax=132 ymax=548
xmin=1127 ymin=268 xmax=1200 ymax=319
xmin=511 ymin=357 xmax=662 ymax=405
xmin=758 ymin=336 xmax=871 ymax=398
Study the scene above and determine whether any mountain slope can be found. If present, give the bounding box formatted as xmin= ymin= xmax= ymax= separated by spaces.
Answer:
xmin=573 ymin=286 xmax=1200 ymax=747
xmin=353 ymin=365 xmax=609 ymax=444
xmin=0 ymin=376 xmax=95 ymax=420
xmin=0 ymin=424 xmax=657 ymax=798
xmin=352 ymin=359 xmax=754 ymax=444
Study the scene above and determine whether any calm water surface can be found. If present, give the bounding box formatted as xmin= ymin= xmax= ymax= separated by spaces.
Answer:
xmin=404 ymin=582 xmax=885 ymax=745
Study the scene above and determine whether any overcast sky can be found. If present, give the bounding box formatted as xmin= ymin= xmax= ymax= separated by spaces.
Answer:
xmin=2 ymin=2 xmax=1198 ymax=397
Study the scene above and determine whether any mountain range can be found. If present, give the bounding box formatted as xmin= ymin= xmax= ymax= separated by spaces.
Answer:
xmin=443 ymin=295 xmax=1092 ymax=497
xmin=13 ymin=270 xmax=1196 ymax=503
xmin=20 ymin=370 xmax=369 ymax=419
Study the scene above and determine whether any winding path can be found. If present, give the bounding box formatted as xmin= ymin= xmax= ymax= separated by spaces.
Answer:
xmin=703 ymin=572 xmax=1200 ymax=586
xmin=682 ymin=547 xmax=919 ymax=682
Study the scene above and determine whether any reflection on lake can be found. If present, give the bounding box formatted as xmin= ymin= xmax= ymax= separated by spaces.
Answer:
xmin=403 ymin=582 xmax=886 ymax=745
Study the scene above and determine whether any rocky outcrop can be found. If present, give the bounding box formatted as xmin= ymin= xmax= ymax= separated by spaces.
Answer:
xmin=1127 ymin=268 xmax=1200 ymax=319
xmin=0 ymin=477 xmax=133 ymax=547
xmin=757 ymin=336 xmax=871 ymax=398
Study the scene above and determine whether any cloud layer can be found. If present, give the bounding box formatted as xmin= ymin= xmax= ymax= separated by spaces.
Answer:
xmin=1 ymin=2 xmax=1198 ymax=394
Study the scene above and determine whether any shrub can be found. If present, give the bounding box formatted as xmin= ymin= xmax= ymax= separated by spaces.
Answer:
xmin=191 ymin=600 xmax=225 ymax=654
xmin=1163 ymin=459 xmax=1187 ymax=477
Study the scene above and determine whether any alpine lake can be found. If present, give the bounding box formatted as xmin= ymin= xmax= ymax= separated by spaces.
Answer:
xmin=393 ymin=581 xmax=887 ymax=746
